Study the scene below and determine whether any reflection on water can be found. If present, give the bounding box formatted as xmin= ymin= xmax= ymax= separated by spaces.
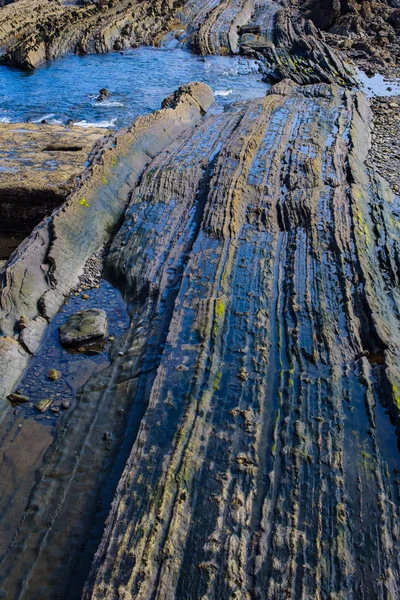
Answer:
xmin=0 ymin=47 xmax=268 ymax=128
xmin=14 ymin=280 xmax=130 ymax=424
xmin=357 ymin=68 xmax=400 ymax=97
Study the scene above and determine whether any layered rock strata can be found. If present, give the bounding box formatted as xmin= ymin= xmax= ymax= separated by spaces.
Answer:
xmin=304 ymin=0 xmax=400 ymax=76
xmin=0 ymin=0 xmax=186 ymax=70
xmin=81 ymin=80 xmax=400 ymax=600
xmin=2 ymin=80 xmax=400 ymax=599
xmin=0 ymin=82 xmax=214 ymax=407
xmin=0 ymin=0 xmax=355 ymax=85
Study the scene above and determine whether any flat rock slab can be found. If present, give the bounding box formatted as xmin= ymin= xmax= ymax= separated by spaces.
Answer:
xmin=0 ymin=122 xmax=108 ymax=200
xmin=59 ymin=308 xmax=108 ymax=348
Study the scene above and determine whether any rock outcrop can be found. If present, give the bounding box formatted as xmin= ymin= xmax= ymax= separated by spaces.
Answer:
xmin=1 ymin=80 xmax=400 ymax=599
xmin=0 ymin=122 xmax=108 ymax=259
xmin=0 ymin=82 xmax=214 ymax=408
xmin=0 ymin=0 xmax=186 ymax=70
xmin=304 ymin=0 xmax=400 ymax=75
xmin=0 ymin=0 xmax=356 ymax=85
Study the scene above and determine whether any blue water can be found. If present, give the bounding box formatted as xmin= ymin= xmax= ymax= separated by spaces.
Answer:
xmin=0 ymin=47 xmax=268 ymax=128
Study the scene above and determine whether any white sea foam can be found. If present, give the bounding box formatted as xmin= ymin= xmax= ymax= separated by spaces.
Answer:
xmin=96 ymin=100 xmax=124 ymax=107
xmin=214 ymin=89 xmax=233 ymax=97
xmin=0 ymin=116 xmax=11 ymax=123
xmin=74 ymin=119 xmax=117 ymax=128
xmin=31 ymin=114 xmax=56 ymax=123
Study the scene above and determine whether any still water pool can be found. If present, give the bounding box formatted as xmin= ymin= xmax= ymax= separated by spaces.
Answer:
xmin=0 ymin=47 xmax=268 ymax=128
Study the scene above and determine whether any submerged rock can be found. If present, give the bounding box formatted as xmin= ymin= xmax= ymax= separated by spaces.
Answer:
xmin=7 ymin=393 xmax=29 ymax=405
xmin=47 ymin=369 xmax=61 ymax=381
xmin=59 ymin=309 xmax=108 ymax=348
xmin=34 ymin=398 xmax=53 ymax=413
xmin=97 ymin=88 xmax=111 ymax=102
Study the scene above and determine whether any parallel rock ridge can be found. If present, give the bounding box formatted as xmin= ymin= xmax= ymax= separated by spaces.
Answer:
xmin=80 ymin=81 xmax=400 ymax=599
xmin=1 ymin=80 xmax=400 ymax=599
xmin=0 ymin=0 xmax=355 ymax=85
xmin=0 ymin=82 xmax=214 ymax=405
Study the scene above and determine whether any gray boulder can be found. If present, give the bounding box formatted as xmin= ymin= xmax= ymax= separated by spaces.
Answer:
xmin=59 ymin=309 xmax=108 ymax=348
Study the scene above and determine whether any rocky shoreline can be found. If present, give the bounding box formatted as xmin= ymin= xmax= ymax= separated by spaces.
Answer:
xmin=1 ymin=1 xmax=400 ymax=599
xmin=369 ymin=96 xmax=400 ymax=196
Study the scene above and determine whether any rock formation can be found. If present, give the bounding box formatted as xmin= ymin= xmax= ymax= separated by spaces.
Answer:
xmin=304 ymin=0 xmax=400 ymax=74
xmin=1 ymin=1 xmax=400 ymax=599
xmin=0 ymin=82 xmax=214 ymax=406
xmin=0 ymin=0 xmax=356 ymax=85
xmin=0 ymin=123 xmax=108 ymax=259
xmin=1 ymin=79 xmax=400 ymax=599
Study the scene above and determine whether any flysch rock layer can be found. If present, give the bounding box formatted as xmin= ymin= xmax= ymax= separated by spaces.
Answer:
xmin=0 ymin=82 xmax=214 ymax=411
xmin=0 ymin=0 xmax=187 ymax=70
xmin=80 ymin=80 xmax=400 ymax=599
xmin=2 ymin=80 xmax=400 ymax=599
xmin=0 ymin=0 xmax=355 ymax=85
xmin=0 ymin=122 xmax=108 ymax=232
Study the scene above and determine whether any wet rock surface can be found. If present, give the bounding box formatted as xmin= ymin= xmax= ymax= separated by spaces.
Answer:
xmin=0 ymin=79 xmax=400 ymax=599
xmin=59 ymin=308 xmax=108 ymax=348
xmin=1 ymin=2 xmax=400 ymax=599
xmin=0 ymin=82 xmax=214 ymax=403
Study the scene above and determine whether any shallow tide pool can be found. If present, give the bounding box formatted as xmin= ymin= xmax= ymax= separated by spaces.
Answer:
xmin=0 ymin=47 xmax=268 ymax=128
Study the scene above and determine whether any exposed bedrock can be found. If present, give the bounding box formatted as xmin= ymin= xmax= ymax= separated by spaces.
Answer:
xmin=0 ymin=0 xmax=188 ymax=70
xmin=304 ymin=0 xmax=400 ymax=72
xmin=237 ymin=2 xmax=355 ymax=85
xmin=0 ymin=123 xmax=108 ymax=260
xmin=2 ymin=81 xmax=400 ymax=599
xmin=82 ymin=81 xmax=400 ymax=599
xmin=184 ymin=0 xmax=355 ymax=85
xmin=0 ymin=0 xmax=355 ymax=85
xmin=0 ymin=82 xmax=214 ymax=408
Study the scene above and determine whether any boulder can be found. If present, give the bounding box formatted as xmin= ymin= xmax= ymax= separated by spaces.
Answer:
xmin=97 ymin=88 xmax=111 ymax=102
xmin=59 ymin=309 xmax=108 ymax=348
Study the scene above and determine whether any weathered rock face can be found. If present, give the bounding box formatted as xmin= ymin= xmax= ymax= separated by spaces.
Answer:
xmin=80 ymin=80 xmax=400 ymax=599
xmin=0 ymin=123 xmax=108 ymax=260
xmin=239 ymin=4 xmax=355 ymax=84
xmin=0 ymin=0 xmax=186 ymax=70
xmin=2 ymin=80 xmax=400 ymax=599
xmin=181 ymin=0 xmax=355 ymax=85
xmin=0 ymin=0 xmax=355 ymax=85
xmin=304 ymin=0 xmax=400 ymax=74
xmin=0 ymin=82 xmax=214 ymax=406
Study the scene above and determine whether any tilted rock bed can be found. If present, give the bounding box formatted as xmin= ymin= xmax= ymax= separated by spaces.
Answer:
xmin=0 ymin=0 xmax=355 ymax=86
xmin=305 ymin=0 xmax=400 ymax=79
xmin=0 ymin=81 xmax=214 ymax=403
xmin=1 ymin=80 xmax=400 ymax=598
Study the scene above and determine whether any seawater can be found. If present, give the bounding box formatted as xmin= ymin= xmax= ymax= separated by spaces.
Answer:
xmin=0 ymin=47 xmax=268 ymax=128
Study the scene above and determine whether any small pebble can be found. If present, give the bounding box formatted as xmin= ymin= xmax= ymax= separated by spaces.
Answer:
xmin=48 ymin=369 xmax=61 ymax=381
